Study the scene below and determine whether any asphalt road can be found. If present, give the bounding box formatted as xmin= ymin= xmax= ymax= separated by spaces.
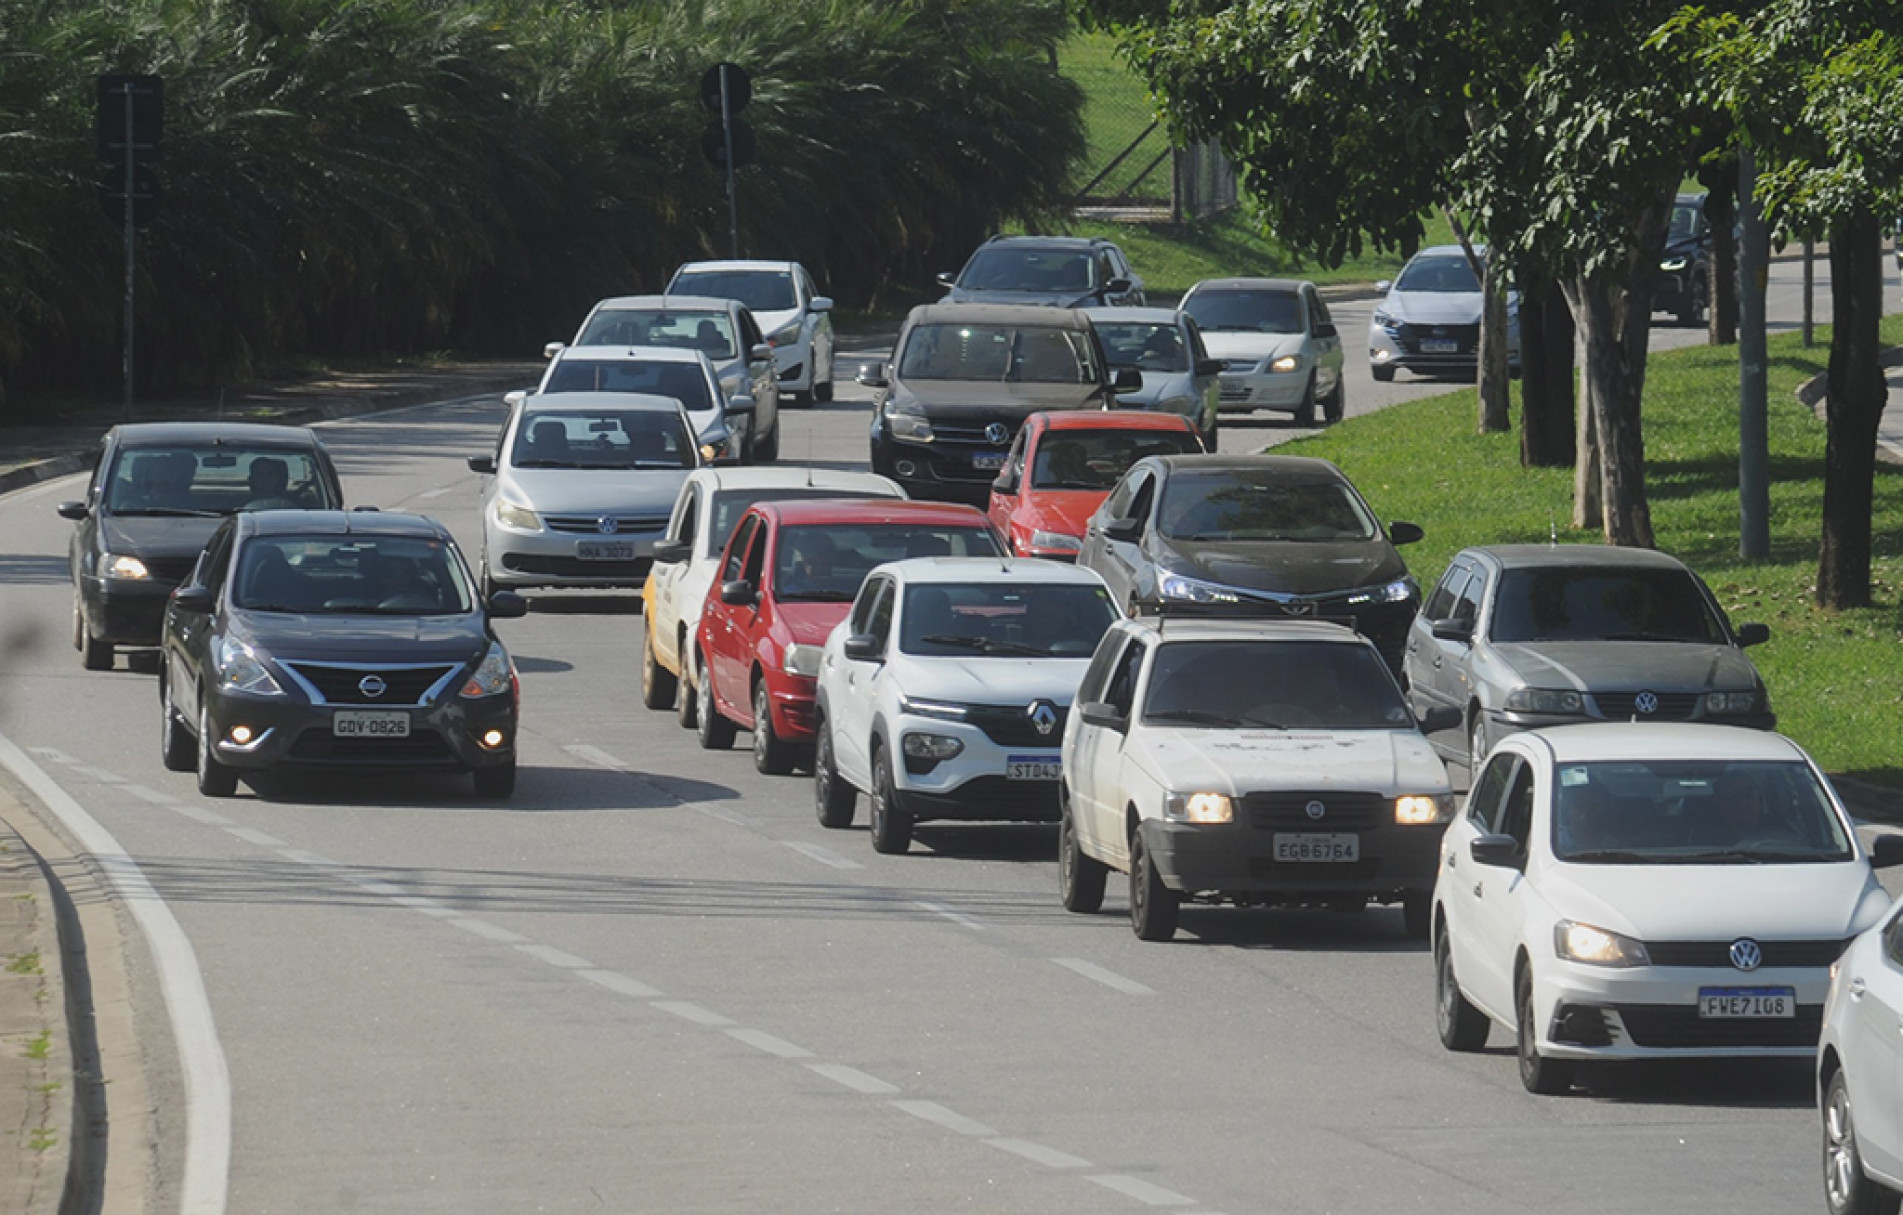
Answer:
xmin=0 ymin=256 xmax=1871 ymax=1215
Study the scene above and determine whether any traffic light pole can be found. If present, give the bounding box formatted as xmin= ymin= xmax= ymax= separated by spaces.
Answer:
xmin=720 ymin=64 xmax=740 ymax=259
xmin=121 ymin=81 xmax=136 ymax=418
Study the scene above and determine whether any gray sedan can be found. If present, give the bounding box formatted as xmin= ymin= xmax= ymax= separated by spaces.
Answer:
xmin=1403 ymin=544 xmax=1775 ymax=772
xmin=1084 ymin=306 xmax=1222 ymax=440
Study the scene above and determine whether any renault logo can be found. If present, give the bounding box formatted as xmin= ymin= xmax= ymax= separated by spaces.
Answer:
xmin=1028 ymin=700 xmax=1058 ymax=736
xmin=1305 ymin=799 xmax=1326 ymax=821
xmin=597 ymin=516 xmax=620 ymax=535
xmin=1729 ymin=938 xmax=1763 ymax=971
xmin=985 ymin=422 xmax=1011 ymax=447
xmin=1634 ymin=690 xmax=1660 ymax=715
xmin=358 ymin=675 xmax=388 ymax=699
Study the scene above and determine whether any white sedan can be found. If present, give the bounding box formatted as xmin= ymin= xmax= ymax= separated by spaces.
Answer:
xmin=1818 ymin=877 xmax=1903 ymax=1215
xmin=667 ymin=260 xmax=836 ymax=405
xmin=1434 ymin=723 xmax=1901 ymax=1095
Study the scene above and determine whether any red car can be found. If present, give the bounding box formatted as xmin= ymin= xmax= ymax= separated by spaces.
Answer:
xmin=986 ymin=411 xmax=1204 ymax=561
xmin=693 ymin=498 xmax=1002 ymax=772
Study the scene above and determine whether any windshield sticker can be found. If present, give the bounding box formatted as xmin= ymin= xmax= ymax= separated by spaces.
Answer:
xmin=1560 ymin=766 xmax=1590 ymax=787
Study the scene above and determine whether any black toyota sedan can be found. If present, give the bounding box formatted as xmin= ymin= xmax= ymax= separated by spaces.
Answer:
xmin=158 ymin=510 xmax=527 ymax=799
xmin=59 ymin=423 xmax=346 ymax=670
xmin=1075 ymin=455 xmax=1424 ymax=670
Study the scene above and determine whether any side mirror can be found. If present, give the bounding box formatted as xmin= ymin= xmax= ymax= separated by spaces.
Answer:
xmin=991 ymin=473 xmax=1017 ymax=497
xmin=1417 ymin=705 xmax=1463 ymax=734
xmin=725 ymin=394 xmax=756 ymax=416
xmin=810 ymin=296 xmax=834 ymax=313
xmin=1106 ymin=277 xmax=1133 ymax=295
xmin=56 ymin=500 xmax=89 ymax=521
xmin=936 ymin=271 xmax=956 ymax=287
xmin=543 ymin=341 xmax=565 ymax=360
xmin=718 ymin=579 xmax=756 ymax=606
xmin=1870 ymin=834 xmax=1903 ymax=870
xmin=171 ymin=585 xmax=214 ymax=614
xmin=1195 ymin=358 xmax=1224 ymax=378
xmin=1389 ymin=521 xmax=1424 ymax=545
xmin=1431 ymin=619 xmax=1473 ymax=644
xmin=842 ymin=633 xmax=882 ymax=662
xmin=856 ymin=363 xmax=889 ymax=389
xmin=1078 ymin=700 xmax=1128 ymax=731
xmin=487 ymin=591 xmax=530 ymax=619
xmin=750 ymin=343 xmax=773 ymax=362
xmin=1736 ymin=622 xmax=1770 ymax=647
xmin=467 ymin=455 xmax=497 ymax=475
xmin=1374 ymin=280 xmax=1392 ymax=293
xmin=1314 ymin=322 xmax=1338 ymax=339
xmin=1113 ymin=366 xmax=1143 ymax=392
xmin=1104 ymin=517 xmax=1142 ymax=543
xmin=1469 ymin=834 xmax=1521 ymax=868
xmin=504 ymin=389 xmax=528 ymax=408
xmin=652 ymin=539 xmax=691 ymax=565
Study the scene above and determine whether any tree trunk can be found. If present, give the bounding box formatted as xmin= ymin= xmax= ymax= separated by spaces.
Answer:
xmin=1518 ymin=272 xmax=1575 ymax=468
xmin=1704 ymin=176 xmax=1739 ymax=346
xmin=1572 ymin=322 xmax=1601 ymax=530
xmin=1477 ymin=257 xmax=1512 ymax=432
xmin=1816 ymin=207 xmax=1886 ymax=609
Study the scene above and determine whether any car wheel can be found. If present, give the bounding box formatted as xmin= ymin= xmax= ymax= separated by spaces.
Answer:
xmin=195 ymin=701 xmax=238 ymax=799
xmin=472 ymin=760 xmax=516 ymax=800
xmin=159 ymin=670 xmax=193 ymax=772
xmin=1825 ymin=1070 xmax=1902 ymax=1215
xmin=1435 ymin=928 xmax=1491 ymax=1052
xmin=1516 ymin=967 xmax=1574 ymax=1095
xmin=75 ymin=591 xmax=112 ymax=671
xmin=695 ymin=658 xmax=736 ymax=750
xmin=1371 ymin=363 xmax=1396 ymax=383
xmin=674 ymin=648 xmax=699 ymax=729
xmin=814 ymin=716 xmax=856 ymax=828
xmin=1057 ymin=792 xmax=1106 ymax=913
xmin=1294 ymin=373 xmax=1318 ymax=426
xmin=868 ymin=744 xmax=912 ymax=854
xmin=1323 ymin=375 xmax=1345 ymax=424
xmin=751 ymin=679 xmax=796 ymax=775
xmin=1401 ymin=890 xmax=1431 ymax=940
xmin=640 ymin=621 xmax=677 ymax=711
xmin=813 ymin=374 xmax=833 ymax=404
xmin=1128 ymin=831 xmax=1179 ymax=941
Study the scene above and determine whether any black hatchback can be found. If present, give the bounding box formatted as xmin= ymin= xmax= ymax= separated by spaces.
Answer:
xmin=158 ymin=510 xmax=527 ymax=799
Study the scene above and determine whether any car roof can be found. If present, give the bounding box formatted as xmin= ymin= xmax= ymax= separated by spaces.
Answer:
xmin=1522 ymin=722 xmax=1809 ymax=765
xmin=907 ymin=302 xmax=1094 ymax=327
xmin=979 ymin=235 xmax=1112 ymax=251
xmin=1147 ymin=453 xmax=1346 ymax=481
xmin=1183 ymin=277 xmax=1310 ymax=294
xmin=1410 ymin=245 xmax=1482 ymax=259
xmin=108 ymin=422 xmax=323 ymax=449
xmin=1081 ymin=306 xmax=1183 ymax=324
xmin=518 ymin=391 xmax=686 ymax=414
xmin=674 ymin=260 xmax=798 ymax=274
xmin=752 ymin=499 xmax=988 ymax=527
xmin=558 ymin=344 xmax=711 ymax=367
xmin=686 ymin=467 xmax=903 ymax=496
xmin=238 ymin=509 xmax=448 ymax=540
xmin=1462 ymin=544 xmax=1693 ymax=572
xmin=587 ymin=295 xmax=738 ymax=313
xmin=879 ymin=556 xmax=1108 ymax=586
xmin=1116 ymin=615 xmax=1369 ymax=646
xmin=1032 ymin=410 xmax=1197 ymax=434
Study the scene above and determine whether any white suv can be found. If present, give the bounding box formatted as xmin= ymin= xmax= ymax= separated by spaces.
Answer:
xmin=1058 ymin=612 xmax=1457 ymax=941
xmin=640 ymin=467 xmax=904 ymax=722
xmin=812 ymin=558 xmax=1117 ymax=854
xmin=667 ymin=260 xmax=836 ymax=405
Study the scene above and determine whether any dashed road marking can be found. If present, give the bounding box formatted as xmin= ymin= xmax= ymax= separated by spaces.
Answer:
xmin=226 ymin=827 xmax=286 ymax=848
xmin=565 ymin=743 xmax=628 ymax=771
xmin=782 ymin=840 xmax=862 ymax=869
xmin=416 ymin=486 xmax=455 ymax=499
xmin=892 ymin=1100 xmax=996 ymax=1137
xmin=445 ymin=917 xmax=527 ymax=944
xmin=915 ymin=900 xmax=984 ymax=930
xmin=72 ymin=765 xmax=125 ymax=783
xmin=651 ymin=1000 xmax=734 ymax=1027
xmin=169 ymin=803 xmax=234 ymax=826
xmin=725 ymin=1028 xmax=814 ymax=1059
xmin=985 ymin=1138 xmax=1092 ymax=1169
xmin=806 ymin=1063 xmax=900 ymax=1095
xmin=694 ymin=804 xmax=756 ymax=827
xmin=516 ymin=943 xmax=592 ymax=969
xmin=1087 ymin=1174 xmax=1197 ymax=1206
xmin=1053 ymin=957 xmax=1155 ymax=996
xmin=123 ymin=784 xmax=176 ymax=804
xmin=577 ymin=969 xmax=664 ymax=999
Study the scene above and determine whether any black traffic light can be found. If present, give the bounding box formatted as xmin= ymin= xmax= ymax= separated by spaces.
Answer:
xmin=700 ymin=62 xmax=755 ymax=170
xmin=97 ymin=74 xmax=163 ymax=226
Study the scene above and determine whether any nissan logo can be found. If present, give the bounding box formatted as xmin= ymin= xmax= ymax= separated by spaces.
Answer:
xmin=1634 ymin=690 xmax=1660 ymax=715
xmin=1305 ymin=799 xmax=1326 ymax=821
xmin=985 ymin=422 xmax=1011 ymax=447
xmin=358 ymin=675 xmax=388 ymax=699
xmin=1028 ymin=700 xmax=1058 ymax=736
xmin=1729 ymin=938 xmax=1763 ymax=971
xmin=597 ymin=516 xmax=620 ymax=535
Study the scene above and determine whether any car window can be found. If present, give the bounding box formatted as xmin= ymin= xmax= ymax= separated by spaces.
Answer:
xmin=510 ymin=409 xmax=694 ymax=471
xmin=669 ymin=485 xmax=700 ymax=546
xmin=1499 ymin=762 xmax=1536 ymax=851
xmin=1184 ymin=317 xmax=1211 ymax=362
xmin=1450 ymin=569 xmax=1485 ymax=627
xmin=544 ymin=358 xmax=714 ymax=413
xmin=233 ymin=533 xmax=472 ymax=615
xmin=1004 ymin=427 xmax=1030 ymax=486
xmin=739 ymin=311 xmax=764 ymax=350
xmin=1180 ymin=289 xmax=1305 ymax=335
xmin=896 ymin=323 xmax=1100 ymax=383
xmin=577 ymin=310 xmax=737 ymax=361
xmin=739 ymin=521 xmax=768 ymax=585
xmin=721 ymin=515 xmax=759 ymax=584
xmin=1032 ymin=429 xmax=1200 ymax=491
xmin=1140 ymin=640 xmax=1412 ymax=729
xmin=1101 ymin=470 xmax=1140 ymax=521
xmin=1396 ymin=254 xmax=1481 ymax=293
xmin=1423 ymin=565 xmax=1471 ymax=622
xmin=1103 ymin=639 xmax=1147 ymax=714
xmin=898 ymin=582 xmax=1116 ymax=657
xmin=865 ymin=580 xmax=895 ymax=649
xmin=200 ymin=523 xmax=237 ymax=597
xmin=1467 ymin=753 xmax=1518 ymax=831
xmin=772 ymin=523 xmax=1000 ymax=603
xmin=672 ymin=270 xmax=797 ymax=313
xmin=1549 ymin=759 xmax=1854 ymax=864
xmin=1489 ymin=567 xmax=1726 ymax=644
xmin=1077 ymin=632 xmax=1129 ymax=703
xmin=1310 ymin=290 xmax=1333 ymax=330
xmin=849 ymin=576 xmax=889 ymax=635
xmin=1093 ymin=322 xmax=1190 ymax=373
xmin=1156 ymin=470 xmax=1378 ymax=542
xmin=1886 ymin=907 xmax=1903 ymax=969
xmin=105 ymin=446 xmax=335 ymax=516
xmin=1125 ymin=473 xmax=1155 ymax=527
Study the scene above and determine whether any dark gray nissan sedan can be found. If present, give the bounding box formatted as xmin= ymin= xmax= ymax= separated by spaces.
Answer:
xmin=158 ymin=510 xmax=527 ymax=799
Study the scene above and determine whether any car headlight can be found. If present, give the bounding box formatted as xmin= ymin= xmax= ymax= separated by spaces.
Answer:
xmin=1395 ymin=794 xmax=1455 ymax=824
xmin=493 ymin=497 xmax=541 ymax=533
xmin=1705 ymin=689 xmax=1761 ymax=714
xmin=1372 ymin=308 xmax=1396 ymax=328
xmin=885 ymin=399 xmax=933 ymax=443
xmin=1159 ymin=572 xmax=1239 ymax=604
xmin=1165 ymin=792 xmax=1233 ymax=823
xmin=1346 ymin=577 xmax=1414 ymax=606
xmin=105 ymin=553 xmax=150 ymax=579
xmin=460 ymin=641 xmax=515 ymax=699
xmin=1027 ymin=530 xmax=1082 ymax=553
xmin=1554 ymin=920 xmax=1650 ymax=968
xmin=902 ymin=732 xmax=964 ymax=760
xmin=1661 ymin=257 xmax=1688 ymax=272
xmin=899 ymin=695 xmax=967 ymax=722
xmin=212 ymin=636 xmax=285 ymax=696
xmin=782 ymin=643 xmax=823 ymax=678
xmin=1270 ymin=354 xmax=1301 ymax=374
xmin=767 ymin=319 xmax=802 ymax=345
xmin=1504 ymin=687 xmax=1585 ymax=714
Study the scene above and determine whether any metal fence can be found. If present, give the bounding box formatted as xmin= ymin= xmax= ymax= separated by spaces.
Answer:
xmin=1065 ymin=56 xmax=1237 ymax=222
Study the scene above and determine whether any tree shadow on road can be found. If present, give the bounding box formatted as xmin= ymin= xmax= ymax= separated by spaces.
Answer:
xmin=243 ymin=760 xmax=735 ymax=811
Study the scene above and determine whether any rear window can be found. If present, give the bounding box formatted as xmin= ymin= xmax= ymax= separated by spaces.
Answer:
xmin=772 ymin=524 xmax=999 ymax=602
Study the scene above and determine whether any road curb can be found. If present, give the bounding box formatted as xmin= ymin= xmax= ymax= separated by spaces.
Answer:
xmin=0 ymin=457 xmax=87 ymax=500
xmin=1794 ymin=345 xmax=1903 ymax=465
xmin=0 ymin=807 xmax=73 ymax=1215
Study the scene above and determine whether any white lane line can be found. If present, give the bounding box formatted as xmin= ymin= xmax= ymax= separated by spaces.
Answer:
xmin=805 ymin=1063 xmax=900 ymax=1095
xmin=168 ymin=803 xmax=234 ymax=826
xmin=565 ymin=744 xmax=629 ymax=771
xmin=915 ymin=900 xmax=984 ymax=930
xmin=28 ymin=746 xmax=75 ymax=765
xmin=651 ymin=999 xmax=734 ymax=1026
xmin=0 ymin=733 xmax=232 ymax=1215
xmin=984 ymin=1138 xmax=1092 ymax=1169
xmin=891 ymin=1100 xmax=996 ymax=1137
xmin=71 ymin=765 xmax=126 ymax=784
xmin=1053 ymin=957 xmax=1155 ymax=996
xmin=226 ymin=827 xmax=286 ymax=848
xmin=401 ymin=901 xmax=459 ymax=918
xmin=123 ymin=784 xmax=177 ymax=804
xmin=275 ymin=848 xmax=338 ymax=868
xmin=1087 ymin=1175 xmax=1196 ymax=1206
xmin=782 ymin=840 xmax=862 ymax=869
xmin=415 ymin=486 xmax=455 ymax=499
xmin=516 ymin=943 xmax=592 ymax=969
xmin=444 ymin=918 xmax=527 ymax=944
xmin=577 ymin=969 xmax=664 ymax=999
xmin=725 ymin=1028 xmax=814 ymax=1059
xmin=695 ymin=804 xmax=757 ymax=827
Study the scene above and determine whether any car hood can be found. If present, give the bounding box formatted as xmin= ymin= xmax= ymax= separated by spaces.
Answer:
xmin=776 ymin=600 xmax=854 ymax=647
xmin=944 ymin=287 xmax=1101 ymax=309
xmin=236 ymin=612 xmax=491 ymax=664
xmin=1112 ymin=369 xmax=1196 ymax=408
xmin=1012 ymin=490 xmax=1107 ymax=540
xmin=1383 ymin=290 xmax=1483 ymax=325
xmin=1663 ymin=234 xmax=1707 ymax=260
xmin=1161 ymin=538 xmax=1407 ymax=597
xmin=895 ymin=380 xmax=1108 ymax=416
xmin=500 ymin=467 xmax=688 ymax=516
xmin=752 ymin=307 xmax=801 ymax=336
xmin=1488 ymin=641 xmax=1759 ymax=693
xmin=1535 ymin=862 xmax=1889 ymax=943
xmin=1130 ymin=729 xmax=1449 ymax=797
xmin=900 ymin=655 xmax=1094 ymax=704
xmin=1197 ymin=332 xmax=1306 ymax=362
xmin=100 ymin=514 xmax=224 ymax=562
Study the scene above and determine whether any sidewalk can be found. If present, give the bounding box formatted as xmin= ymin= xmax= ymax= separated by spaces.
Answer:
xmin=0 ymin=791 xmax=71 ymax=1215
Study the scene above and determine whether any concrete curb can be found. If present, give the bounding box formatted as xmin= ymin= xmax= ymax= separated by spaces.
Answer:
xmin=1794 ymin=345 xmax=1903 ymax=465
xmin=0 ymin=810 xmax=72 ymax=1215
xmin=0 ymin=457 xmax=87 ymax=500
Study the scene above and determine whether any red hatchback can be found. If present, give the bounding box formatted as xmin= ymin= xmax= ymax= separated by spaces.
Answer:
xmin=693 ymin=499 xmax=1001 ymax=772
xmin=986 ymin=411 xmax=1204 ymax=561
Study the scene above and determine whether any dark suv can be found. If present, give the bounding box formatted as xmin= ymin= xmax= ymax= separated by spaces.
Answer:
xmin=1655 ymin=192 xmax=1711 ymax=328
xmin=937 ymin=235 xmax=1145 ymax=309
xmin=863 ymin=303 xmax=1138 ymax=504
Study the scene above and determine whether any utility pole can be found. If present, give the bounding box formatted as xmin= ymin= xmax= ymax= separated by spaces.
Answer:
xmin=1802 ymin=238 xmax=1814 ymax=348
xmin=699 ymin=63 xmax=754 ymax=260
xmin=1738 ymin=144 xmax=1770 ymax=560
xmin=95 ymin=74 xmax=162 ymax=419
xmin=121 ymin=82 xmax=135 ymax=419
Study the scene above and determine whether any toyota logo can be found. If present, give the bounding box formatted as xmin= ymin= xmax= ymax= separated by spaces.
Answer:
xmin=358 ymin=675 xmax=388 ymax=699
xmin=1028 ymin=700 xmax=1058 ymax=736
xmin=985 ymin=422 xmax=1011 ymax=447
xmin=596 ymin=516 xmax=620 ymax=535
xmin=1284 ymin=599 xmax=1316 ymax=617
xmin=1305 ymin=799 xmax=1326 ymax=821
xmin=1729 ymin=938 xmax=1763 ymax=971
xmin=1634 ymin=690 xmax=1660 ymax=715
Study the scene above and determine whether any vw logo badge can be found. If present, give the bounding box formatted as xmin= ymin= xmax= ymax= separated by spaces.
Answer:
xmin=985 ymin=422 xmax=1011 ymax=447
xmin=1284 ymin=599 xmax=1315 ymax=617
xmin=1028 ymin=700 xmax=1058 ymax=736
xmin=1305 ymin=799 xmax=1326 ymax=821
xmin=1634 ymin=690 xmax=1660 ymax=715
xmin=358 ymin=675 xmax=388 ymax=699
xmin=596 ymin=516 xmax=620 ymax=535
xmin=1729 ymin=938 xmax=1763 ymax=971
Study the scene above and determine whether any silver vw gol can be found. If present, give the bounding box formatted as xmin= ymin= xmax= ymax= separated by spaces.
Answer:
xmin=1404 ymin=544 xmax=1774 ymax=772
xmin=468 ymin=391 xmax=700 ymax=597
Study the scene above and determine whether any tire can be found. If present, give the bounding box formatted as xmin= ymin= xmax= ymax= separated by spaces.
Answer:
xmin=75 ymin=592 xmax=112 ymax=671
xmin=195 ymin=701 xmax=239 ymax=799
xmin=868 ymin=744 xmax=912 ymax=854
xmin=1435 ymin=929 xmax=1492 ymax=1052
xmin=1058 ymin=794 xmax=1107 ymax=913
xmin=1371 ymin=362 xmax=1396 ymax=383
xmin=1129 ymin=831 xmax=1180 ymax=941
xmin=159 ymin=670 xmax=193 ymax=772
xmin=751 ymin=678 xmax=795 ymax=775
xmin=1323 ymin=374 xmax=1345 ymax=424
xmin=472 ymin=760 xmax=516 ymax=800
xmin=813 ymin=716 xmax=856 ymax=828
xmin=1293 ymin=373 xmax=1318 ymax=426
xmin=640 ymin=622 xmax=677 ymax=710
xmin=695 ymin=658 xmax=736 ymax=750
xmin=1401 ymin=890 xmax=1432 ymax=939
xmin=674 ymin=647 xmax=699 ymax=729
xmin=1516 ymin=967 xmax=1574 ymax=1095
xmin=1825 ymin=1070 xmax=1903 ymax=1215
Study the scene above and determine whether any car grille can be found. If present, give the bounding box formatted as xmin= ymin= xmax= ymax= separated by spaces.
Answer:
xmin=502 ymin=554 xmax=650 ymax=579
xmin=288 ymin=728 xmax=455 ymax=763
xmin=1645 ymin=940 xmax=1850 ymax=968
xmin=1612 ymin=1004 xmax=1823 ymax=1049
xmin=1591 ymin=691 xmax=1702 ymax=721
xmin=282 ymin=662 xmax=459 ymax=706
xmin=927 ymin=455 xmax=999 ymax=484
xmin=1394 ymin=322 xmax=1479 ymax=355
xmin=929 ymin=419 xmax=1019 ymax=445
xmin=542 ymin=514 xmax=669 ymax=535
xmin=1244 ymin=791 xmax=1387 ymax=830
xmin=961 ymin=703 xmax=1069 ymax=747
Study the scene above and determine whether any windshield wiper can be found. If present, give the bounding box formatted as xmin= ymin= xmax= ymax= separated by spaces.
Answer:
xmin=1562 ymin=849 xmax=1663 ymax=863
xmin=921 ymin=633 xmax=987 ymax=650
xmin=978 ymin=639 xmax=1052 ymax=657
xmin=1680 ymin=849 xmax=1834 ymax=864
xmin=511 ymin=459 xmax=577 ymax=469
xmin=1601 ymin=631 xmax=1698 ymax=643
xmin=1236 ymin=715 xmax=1290 ymax=729
xmin=111 ymin=506 xmax=222 ymax=518
xmin=918 ymin=634 xmax=1050 ymax=656
xmin=1146 ymin=708 xmax=1246 ymax=726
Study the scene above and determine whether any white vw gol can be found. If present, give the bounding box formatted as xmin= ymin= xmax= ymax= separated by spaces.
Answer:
xmin=1434 ymin=722 xmax=1903 ymax=1095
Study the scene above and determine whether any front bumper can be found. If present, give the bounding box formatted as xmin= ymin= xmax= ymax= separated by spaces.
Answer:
xmin=1216 ymin=367 xmax=1309 ymax=413
xmin=1137 ymin=814 xmax=1443 ymax=901
xmin=1530 ymin=958 xmax=1828 ymax=1060
xmin=203 ymin=685 xmax=517 ymax=774
xmin=870 ymin=432 xmax=1009 ymax=506
xmin=485 ymin=523 xmax=664 ymax=590
xmin=765 ymin=672 xmax=819 ymax=743
xmin=1368 ymin=322 xmax=1519 ymax=375
xmin=888 ymin=714 xmax=1063 ymax=823
xmin=1481 ymin=704 xmax=1776 ymax=742
xmin=83 ymin=574 xmax=177 ymax=645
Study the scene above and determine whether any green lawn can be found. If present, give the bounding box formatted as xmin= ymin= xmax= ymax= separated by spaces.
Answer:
xmin=1279 ymin=317 xmax=1903 ymax=790
xmin=1060 ymin=32 xmax=1171 ymax=204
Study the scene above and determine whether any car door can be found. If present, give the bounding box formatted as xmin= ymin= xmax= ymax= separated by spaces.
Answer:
xmin=1080 ymin=635 xmax=1146 ymax=865
xmin=1182 ymin=317 xmax=1220 ymax=437
xmin=1084 ymin=468 xmax=1154 ymax=610
xmin=651 ymin=483 xmax=701 ymax=672
xmin=717 ymin=516 xmax=770 ymax=717
xmin=1441 ymin=749 xmax=1520 ymax=1019
xmin=1467 ymin=754 xmax=1539 ymax=1019
xmin=1408 ymin=561 xmax=1474 ymax=716
xmin=738 ymin=309 xmax=779 ymax=430
xmin=1304 ymin=285 xmax=1344 ymax=396
xmin=169 ymin=522 xmax=236 ymax=715
xmin=987 ymin=424 xmax=1034 ymax=544
xmin=702 ymin=513 xmax=758 ymax=709
xmin=1064 ymin=630 xmax=1126 ymax=847
xmin=834 ymin=577 xmax=896 ymax=786
xmin=1845 ymin=909 xmax=1903 ymax=1175
xmin=1424 ymin=561 xmax=1484 ymax=720
xmin=800 ymin=265 xmax=833 ymax=387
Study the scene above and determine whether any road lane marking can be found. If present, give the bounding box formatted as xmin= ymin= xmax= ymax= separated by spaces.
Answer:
xmin=725 ymin=1028 xmax=814 ymax=1058
xmin=123 ymin=784 xmax=176 ymax=804
xmin=226 ymin=827 xmax=286 ymax=848
xmin=416 ymin=486 xmax=455 ymax=499
xmin=984 ymin=1139 xmax=1092 ymax=1169
xmin=915 ymin=900 xmax=984 ymax=930
xmin=276 ymin=849 xmax=339 ymax=868
xmin=29 ymin=747 xmax=76 ymax=765
xmin=782 ymin=840 xmax=862 ymax=869
xmin=168 ymin=803 xmax=234 ymax=826
xmin=805 ymin=1063 xmax=900 ymax=1094
xmin=1053 ymin=958 xmax=1155 ymax=996
xmin=444 ymin=917 xmax=527 ymax=943
xmin=565 ymin=743 xmax=629 ymax=771
xmin=891 ymin=1100 xmax=996 ymax=1137
xmin=1087 ymin=1175 xmax=1196 ymax=1206
xmin=577 ymin=970 xmax=664 ymax=999
xmin=72 ymin=765 xmax=125 ymax=783
xmin=650 ymin=1000 xmax=734 ymax=1026
xmin=694 ymin=804 xmax=756 ymax=827
xmin=516 ymin=943 xmax=592 ymax=968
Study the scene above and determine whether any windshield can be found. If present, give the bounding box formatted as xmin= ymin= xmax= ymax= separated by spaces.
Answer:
xmin=1181 ymin=290 xmax=1304 ymax=335
xmin=1157 ymin=471 xmax=1378 ymax=542
xmin=672 ymin=270 xmax=796 ymax=313
xmin=1668 ymin=203 xmax=1705 ymax=243
xmin=1490 ymin=567 xmax=1726 ymax=644
xmin=1093 ymin=322 xmax=1190 ymax=372
xmin=105 ymin=447 xmax=335 ymax=516
xmin=509 ymin=410 xmax=694 ymax=471
xmin=897 ymin=323 xmax=1100 ymax=383
xmin=1032 ymin=429 xmax=1201 ymax=491
xmin=705 ymin=488 xmax=896 ymax=557
xmin=959 ymin=248 xmax=1095 ymax=293
xmin=1552 ymin=760 xmax=1853 ymax=864
xmin=900 ymin=582 xmax=1115 ymax=657
xmin=543 ymin=359 xmax=713 ymax=414
xmin=772 ymin=524 xmax=1001 ymax=602
xmin=235 ymin=534 xmax=473 ymax=615
xmin=575 ymin=310 xmax=736 ymax=361
xmin=1395 ymin=254 xmax=1481 ymax=293
xmin=1142 ymin=640 xmax=1411 ymax=729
